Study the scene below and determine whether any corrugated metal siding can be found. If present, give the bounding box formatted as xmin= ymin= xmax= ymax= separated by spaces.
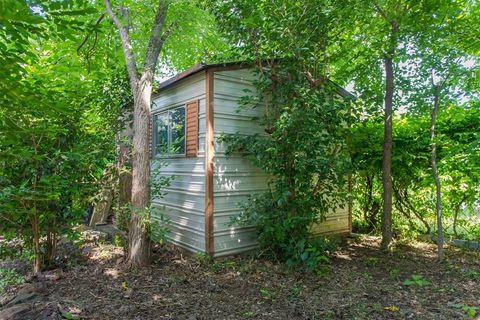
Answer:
xmin=150 ymin=67 xmax=350 ymax=257
xmin=212 ymin=69 xmax=269 ymax=257
xmin=310 ymin=207 xmax=350 ymax=236
xmin=151 ymin=72 xmax=206 ymax=253
xmin=211 ymin=68 xmax=350 ymax=256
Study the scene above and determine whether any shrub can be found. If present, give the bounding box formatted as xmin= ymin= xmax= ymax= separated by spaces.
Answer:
xmin=224 ymin=64 xmax=350 ymax=270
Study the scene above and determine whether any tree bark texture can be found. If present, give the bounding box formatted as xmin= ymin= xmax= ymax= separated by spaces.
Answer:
xmin=105 ymin=0 xmax=170 ymax=267
xmin=431 ymin=85 xmax=444 ymax=261
xmin=89 ymin=186 xmax=114 ymax=226
xmin=127 ymin=76 xmax=153 ymax=267
xmin=116 ymin=110 xmax=133 ymax=231
xmin=31 ymin=214 xmax=41 ymax=274
xmin=380 ymin=54 xmax=394 ymax=250
xmin=45 ymin=231 xmax=57 ymax=268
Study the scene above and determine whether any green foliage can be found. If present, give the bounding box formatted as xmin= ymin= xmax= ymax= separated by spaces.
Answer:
xmin=0 ymin=0 xmax=125 ymax=272
xmin=452 ymin=304 xmax=479 ymax=319
xmin=365 ymin=257 xmax=379 ymax=267
xmin=0 ymin=268 xmax=25 ymax=294
xmin=0 ymin=0 xmax=229 ymax=272
xmin=403 ymin=275 xmax=431 ymax=286
xmin=286 ymin=238 xmax=334 ymax=272
xmin=351 ymin=105 xmax=480 ymax=240
xmin=149 ymin=159 xmax=173 ymax=243
xmin=208 ymin=0 xmax=353 ymax=269
xmin=346 ymin=0 xmax=480 ymax=245
xmin=0 ymin=0 xmax=478 ymax=278
xmin=61 ymin=311 xmax=81 ymax=320
xmin=259 ymin=287 xmax=276 ymax=300
xmin=116 ymin=159 xmax=173 ymax=244
xmin=113 ymin=234 xmax=126 ymax=249
xmin=389 ymin=267 xmax=401 ymax=280
xmin=220 ymin=66 xmax=350 ymax=270
xmin=194 ymin=253 xmax=238 ymax=273
xmin=464 ymin=269 xmax=480 ymax=281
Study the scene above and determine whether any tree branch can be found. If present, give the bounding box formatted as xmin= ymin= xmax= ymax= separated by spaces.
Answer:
xmin=160 ymin=22 xmax=175 ymax=45
xmin=371 ymin=0 xmax=389 ymax=21
xmin=105 ymin=0 xmax=139 ymax=87
xmin=77 ymin=13 xmax=105 ymax=54
xmin=144 ymin=0 xmax=170 ymax=74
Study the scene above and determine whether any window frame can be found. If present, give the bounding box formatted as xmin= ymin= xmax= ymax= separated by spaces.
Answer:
xmin=153 ymin=105 xmax=186 ymax=158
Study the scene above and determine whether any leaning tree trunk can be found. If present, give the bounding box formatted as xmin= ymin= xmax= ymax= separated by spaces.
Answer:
xmin=430 ymin=85 xmax=444 ymax=261
xmin=380 ymin=52 xmax=395 ymax=250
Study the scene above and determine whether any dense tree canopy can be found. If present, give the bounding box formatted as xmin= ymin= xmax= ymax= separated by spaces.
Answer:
xmin=0 ymin=0 xmax=479 ymax=272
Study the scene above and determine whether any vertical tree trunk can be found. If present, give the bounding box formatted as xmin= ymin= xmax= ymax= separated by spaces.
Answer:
xmin=31 ymin=215 xmax=41 ymax=274
xmin=127 ymin=75 xmax=153 ymax=267
xmin=380 ymin=53 xmax=395 ymax=250
xmin=105 ymin=0 xmax=170 ymax=267
xmin=117 ymin=116 xmax=133 ymax=231
xmin=452 ymin=196 xmax=466 ymax=237
xmin=45 ymin=230 xmax=57 ymax=268
xmin=430 ymin=85 xmax=444 ymax=261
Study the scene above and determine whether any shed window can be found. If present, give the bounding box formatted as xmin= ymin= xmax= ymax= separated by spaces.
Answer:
xmin=154 ymin=106 xmax=185 ymax=156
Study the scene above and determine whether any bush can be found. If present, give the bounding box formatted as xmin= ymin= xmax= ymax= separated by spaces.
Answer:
xmin=223 ymin=65 xmax=350 ymax=271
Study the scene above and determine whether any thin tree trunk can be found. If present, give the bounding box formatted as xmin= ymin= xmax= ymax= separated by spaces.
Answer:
xmin=430 ymin=85 xmax=443 ymax=261
xmin=452 ymin=204 xmax=459 ymax=237
xmin=381 ymin=52 xmax=395 ymax=250
xmin=364 ymin=174 xmax=373 ymax=221
xmin=45 ymin=230 xmax=57 ymax=268
xmin=452 ymin=196 xmax=466 ymax=237
xmin=117 ymin=120 xmax=132 ymax=231
xmin=393 ymin=184 xmax=432 ymax=234
xmin=31 ymin=215 xmax=41 ymax=274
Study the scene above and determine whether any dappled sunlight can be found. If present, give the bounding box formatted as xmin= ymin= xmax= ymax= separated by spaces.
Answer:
xmin=29 ymin=237 xmax=480 ymax=319
xmin=103 ymin=268 xmax=121 ymax=279
xmin=84 ymin=243 xmax=124 ymax=263
xmin=229 ymin=227 xmax=237 ymax=238
xmin=335 ymin=252 xmax=353 ymax=261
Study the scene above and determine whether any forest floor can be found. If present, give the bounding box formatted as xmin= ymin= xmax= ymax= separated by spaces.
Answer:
xmin=1 ymin=235 xmax=479 ymax=320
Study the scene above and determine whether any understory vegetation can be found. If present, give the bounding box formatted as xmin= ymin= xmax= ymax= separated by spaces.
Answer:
xmin=0 ymin=0 xmax=479 ymax=318
xmin=352 ymin=105 xmax=480 ymax=240
xmin=220 ymin=65 xmax=351 ymax=269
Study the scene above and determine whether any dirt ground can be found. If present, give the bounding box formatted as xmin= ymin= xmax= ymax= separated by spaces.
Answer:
xmin=2 ymin=236 xmax=480 ymax=320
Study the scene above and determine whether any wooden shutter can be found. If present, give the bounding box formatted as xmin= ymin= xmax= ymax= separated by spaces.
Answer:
xmin=185 ymin=100 xmax=199 ymax=157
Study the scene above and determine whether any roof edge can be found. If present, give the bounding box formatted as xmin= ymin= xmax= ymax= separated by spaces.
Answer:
xmin=156 ymin=61 xmax=253 ymax=91
xmin=155 ymin=61 xmax=355 ymax=100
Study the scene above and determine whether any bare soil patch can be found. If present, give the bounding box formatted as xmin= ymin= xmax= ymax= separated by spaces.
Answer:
xmin=2 ymin=236 xmax=479 ymax=319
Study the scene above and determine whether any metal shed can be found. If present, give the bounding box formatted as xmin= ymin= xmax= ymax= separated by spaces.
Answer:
xmin=150 ymin=62 xmax=351 ymax=257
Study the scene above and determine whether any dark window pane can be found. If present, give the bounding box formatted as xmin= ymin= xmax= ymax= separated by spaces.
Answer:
xmin=155 ymin=113 xmax=168 ymax=155
xmin=170 ymin=107 xmax=185 ymax=155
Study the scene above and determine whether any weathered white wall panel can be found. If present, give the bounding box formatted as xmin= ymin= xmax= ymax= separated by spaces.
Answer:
xmin=212 ymin=68 xmax=350 ymax=256
xmin=212 ymin=69 xmax=269 ymax=257
xmin=152 ymin=73 xmax=206 ymax=112
xmin=151 ymin=72 xmax=206 ymax=254
xmin=310 ymin=207 xmax=350 ymax=235
xmin=150 ymin=66 xmax=350 ymax=257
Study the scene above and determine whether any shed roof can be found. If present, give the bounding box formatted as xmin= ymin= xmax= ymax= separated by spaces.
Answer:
xmin=157 ymin=61 xmax=250 ymax=91
xmin=157 ymin=61 xmax=355 ymax=99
